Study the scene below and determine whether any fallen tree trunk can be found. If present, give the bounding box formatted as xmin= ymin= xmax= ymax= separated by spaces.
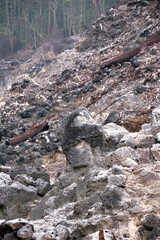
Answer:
xmin=10 ymin=114 xmax=58 ymax=146
xmin=101 ymin=30 xmax=160 ymax=69
xmin=101 ymin=46 xmax=141 ymax=68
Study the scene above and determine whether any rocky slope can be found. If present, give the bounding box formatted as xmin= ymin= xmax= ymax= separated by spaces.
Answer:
xmin=0 ymin=0 xmax=160 ymax=239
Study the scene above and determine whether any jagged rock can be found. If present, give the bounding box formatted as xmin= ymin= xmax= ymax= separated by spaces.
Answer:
xmin=0 ymin=181 xmax=37 ymax=219
xmin=8 ymin=166 xmax=50 ymax=183
xmin=74 ymin=193 xmax=101 ymax=217
xmin=66 ymin=142 xmax=94 ymax=168
xmin=137 ymin=148 xmax=153 ymax=163
xmin=118 ymin=132 xmax=155 ymax=149
xmin=15 ymin=174 xmax=51 ymax=196
xmin=0 ymin=171 xmax=51 ymax=219
xmin=105 ymin=146 xmax=140 ymax=167
xmin=151 ymin=144 xmax=160 ymax=161
xmin=138 ymin=213 xmax=160 ymax=240
xmin=17 ymin=224 xmax=34 ymax=240
xmin=0 ymin=219 xmax=28 ymax=238
xmin=81 ymin=81 xmax=94 ymax=93
xmin=59 ymin=107 xmax=100 ymax=150
xmin=151 ymin=108 xmax=160 ymax=135
xmin=156 ymin=132 xmax=160 ymax=143
xmin=137 ymin=169 xmax=159 ymax=184
xmin=102 ymin=123 xmax=129 ymax=150
xmin=103 ymin=111 xmax=121 ymax=124
xmin=108 ymin=174 xmax=127 ymax=187
xmin=101 ymin=185 xmax=130 ymax=209
xmin=54 ymin=183 xmax=76 ymax=208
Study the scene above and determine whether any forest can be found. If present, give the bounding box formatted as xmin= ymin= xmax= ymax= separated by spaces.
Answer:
xmin=0 ymin=0 xmax=120 ymax=57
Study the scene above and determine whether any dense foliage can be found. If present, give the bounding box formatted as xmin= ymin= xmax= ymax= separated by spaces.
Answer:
xmin=0 ymin=0 xmax=120 ymax=55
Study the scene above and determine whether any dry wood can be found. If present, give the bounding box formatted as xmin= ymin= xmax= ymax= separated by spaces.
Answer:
xmin=101 ymin=30 xmax=160 ymax=69
xmin=99 ymin=229 xmax=105 ymax=240
xmin=101 ymin=46 xmax=141 ymax=68
xmin=10 ymin=114 xmax=58 ymax=146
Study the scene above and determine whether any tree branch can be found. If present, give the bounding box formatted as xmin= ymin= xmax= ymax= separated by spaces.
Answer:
xmin=10 ymin=114 xmax=58 ymax=146
xmin=101 ymin=30 xmax=160 ymax=69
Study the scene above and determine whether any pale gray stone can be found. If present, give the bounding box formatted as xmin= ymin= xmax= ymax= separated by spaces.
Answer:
xmin=17 ymin=224 xmax=34 ymax=239
xmin=151 ymin=108 xmax=160 ymax=135
xmin=151 ymin=144 xmax=160 ymax=161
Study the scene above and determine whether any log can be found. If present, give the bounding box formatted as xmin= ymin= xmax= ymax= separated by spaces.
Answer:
xmin=143 ymin=30 xmax=160 ymax=47
xmin=101 ymin=46 xmax=141 ymax=68
xmin=101 ymin=30 xmax=160 ymax=69
xmin=10 ymin=114 xmax=58 ymax=146
xmin=99 ymin=229 xmax=105 ymax=240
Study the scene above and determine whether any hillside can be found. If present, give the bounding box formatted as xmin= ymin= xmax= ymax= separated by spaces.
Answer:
xmin=0 ymin=0 xmax=160 ymax=239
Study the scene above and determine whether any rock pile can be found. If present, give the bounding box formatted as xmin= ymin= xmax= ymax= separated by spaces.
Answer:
xmin=0 ymin=0 xmax=160 ymax=239
xmin=1 ymin=107 xmax=159 ymax=239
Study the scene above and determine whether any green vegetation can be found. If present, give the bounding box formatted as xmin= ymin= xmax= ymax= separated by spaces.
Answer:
xmin=0 ymin=0 xmax=120 ymax=55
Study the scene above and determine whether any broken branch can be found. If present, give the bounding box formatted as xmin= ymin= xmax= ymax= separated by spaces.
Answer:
xmin=101 ymin=30 xmax=160 ymax=69
xmin=10 ymin=114 xmax=58 ymax=146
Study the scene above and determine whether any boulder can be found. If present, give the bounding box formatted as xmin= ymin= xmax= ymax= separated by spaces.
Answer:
xmin=138 ymin=213 xmax=160 ymax=240
xmin=151 ymin=108 xmax=160 ymax=135
xmin=65 ymin=142 xmax=94 ymax=168
xmin=105 ymin=146 xmax=140 ymax=167
xmin=0 ymin=219 xmax=28 ymax=238
xmin=151 ymin=144 xmax=160 ymax=161
xmin=101 ymin=185 xmax=130 ymax=209
xmin=17 ymin=224 xmax=34 ymax=240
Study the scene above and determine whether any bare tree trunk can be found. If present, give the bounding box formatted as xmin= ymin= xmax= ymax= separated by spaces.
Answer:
xmin=48 ymin=0 xmax=51 ymax=35
xmin=92 ymin=0 xmax=98 ymax=19
xmin=78 ymin=0 xmax=83 ymax=33
xmin=96 ymin=0 xmax=102 ymax=15
xmin=50 ymin=0 xmax=58 ymax=32
xmin=6 ymin=0 xmax=14 ymax=54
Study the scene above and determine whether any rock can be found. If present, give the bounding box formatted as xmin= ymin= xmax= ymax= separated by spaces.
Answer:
xmin=59 ymin=107 xmax=100 ymax=150
xmin=17 ymin=224 xmax=34 ymax=240
xmin=101 ymin=186 xmax=129 ymax=209
xmin=156 ymin=132 xmax=160 ymax=143
xmin=55 ymin=224 xmax=69 ymax=240
xmin=118 ymin=132 xmax=155 ymax=149
xmin=15 ymin=174 xmax=51 ymax=196
xmin=54 ymin=183 xmax=76 ymax=208
xmin=138 ymin=213 xmax=160 ymax=240
xmin=103 ymin=111 xmax=121 ymax=124
xmin=4 ymin=233 xmax=19 ymax=240
xmin=137 ymin=148 xmax=153 ymax=163
xmin=130 ymin=57 xmax=142 ymax=68
xmin=137 ymin=169 xmax=159 ymax=184
xmin=135 ymin=85 xmax=146 ymax=94
xmin=108 ymin=174 xmax=127 ymax=187
xmin=0 ymin=174 xmax=37 ymax=219
xmin=151 ymin=108 xmax=160 ymax=135
xmin=8 ymin=166 xmax=50 ymax=183
xmin=81 ymin=81 xmax=94 ymax=93
xmin=151 ymin=144 xmax=160 ymax=161
xmin=102 ymin=123 xmax=129 ymax=150
xmin=0 ymin=173 xmax=12 ymax=187
xmin=74 ymin=193 xmax=101 ymax=217
xmin=34 ymin=178 xmax=51 ymax=196
xmin=0 ymin=219 xmax=28 ymax=237
xmin=105 ymin=146 xmax=140 ymax=167
xmin=66 ymin=142 xmax=94 ymax=168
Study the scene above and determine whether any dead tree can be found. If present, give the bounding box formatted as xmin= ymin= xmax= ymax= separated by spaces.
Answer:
xmin=101 ymin=30 xmax=160 ymax=69
xmin=10 ymin=114 xmax=58 ymax=146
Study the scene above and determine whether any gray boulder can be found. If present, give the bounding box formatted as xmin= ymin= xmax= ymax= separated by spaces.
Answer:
xmin=151 ymin=108 xmax=160 ymax=135
xmin=17 ymin=224 xmax=34 ymax=240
